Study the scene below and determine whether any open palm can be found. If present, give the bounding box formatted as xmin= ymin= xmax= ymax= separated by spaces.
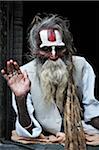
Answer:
xmin=1 ymin=60 xmax=31 ymax=97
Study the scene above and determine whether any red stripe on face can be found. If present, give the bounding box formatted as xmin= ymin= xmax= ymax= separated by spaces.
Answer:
xmin=48 ymin=29 xmax=56 ymax=42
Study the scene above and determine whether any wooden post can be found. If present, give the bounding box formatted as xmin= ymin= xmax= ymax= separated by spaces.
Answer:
xmin=0 ymin=1 xmax=7 ymax=138
xmin=0 ymin=1 xmax=23 ymax=139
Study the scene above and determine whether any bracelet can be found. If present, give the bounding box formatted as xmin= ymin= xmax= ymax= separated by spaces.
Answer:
xmin=24 ymin=121 xmax=32 ymax=129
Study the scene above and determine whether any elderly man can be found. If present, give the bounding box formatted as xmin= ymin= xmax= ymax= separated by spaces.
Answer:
xmin=1 ymin=14 xmax=99 ymax=148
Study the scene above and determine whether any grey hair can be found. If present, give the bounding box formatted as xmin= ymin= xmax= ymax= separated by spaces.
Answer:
xmin=27 ymin=13 xmax=76 ymax=58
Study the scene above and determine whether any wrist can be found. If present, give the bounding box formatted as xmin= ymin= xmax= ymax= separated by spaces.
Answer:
xmin=15 ymin=93 xmax=28 ymax=102
xmin=15 ymin=91 xmax=29 ymax=98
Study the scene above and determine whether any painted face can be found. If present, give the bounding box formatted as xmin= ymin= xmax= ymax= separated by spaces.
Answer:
xmin=39 ymin=29 xmax=66 ymax=60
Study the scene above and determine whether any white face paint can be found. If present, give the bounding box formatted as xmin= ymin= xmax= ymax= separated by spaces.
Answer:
xmin=39 ymin=29 xmax=65 ymax=48
xmin=51 ymin=46 xmax=56 ymax=57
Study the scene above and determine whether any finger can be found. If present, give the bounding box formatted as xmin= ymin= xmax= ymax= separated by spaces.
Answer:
xmin=1 ymin=69 xmax=9 ymax=81
xmin=49 ymin=137 xmax=64 ymax=143
xmin=13 ymin=61 xmax=22 ymax=74
xmin=7 ymin=60 xmax=15 ymax=75
xmin=48 ymin=135 xmax=58 ymax=143
xmin=39 ymin=133 xmax=46 ymax=139
xmin=85 ymin=135 xmax=95 ymax=141
xmin=57 ymin=136 xmax=63 ymax=141
xmin=9 ymin=59 xmax=15 ymax=74
xmin=86 ymin=138 xmax=93 ymax=142
xmin=29 ymin=138 xmax=49 ymax=143
xmin=86 ymin=141 xmax=98 ymax=146
xmin=14 ymin=136 xmax=49 ymax=142
xmin=85 ymin=136 xmax=93 ymax=142
xmin=56 ymin=135 xmax=65 ymax=143
xmin=1 ymin=69 xmax=6 ymax=75
xmin=57 ymin=136 xmax=65 ymax=143
xmin=56 ymin=132 xmax=65 ymax=139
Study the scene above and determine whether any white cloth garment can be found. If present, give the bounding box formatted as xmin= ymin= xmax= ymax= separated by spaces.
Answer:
xmin=12 ymin=56 xmax=99 ymax=137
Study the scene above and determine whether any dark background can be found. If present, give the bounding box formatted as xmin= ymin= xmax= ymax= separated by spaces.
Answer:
xmin=23 ymin=1 xmax=99 ymax=98
xmin=0 ymin=1 xmax=99 ymax=141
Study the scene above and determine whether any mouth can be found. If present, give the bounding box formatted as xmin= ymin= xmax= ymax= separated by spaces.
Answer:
xmin=49 ymin=55 xmax=59 ymax=61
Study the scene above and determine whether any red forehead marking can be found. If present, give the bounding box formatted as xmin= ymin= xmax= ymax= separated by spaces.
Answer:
xmin=48 ymin=29 xmax=56 ymax=42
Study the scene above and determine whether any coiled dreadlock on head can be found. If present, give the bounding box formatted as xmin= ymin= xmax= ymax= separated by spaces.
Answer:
xmin=28 ymin=13 xmax=86 ymax=150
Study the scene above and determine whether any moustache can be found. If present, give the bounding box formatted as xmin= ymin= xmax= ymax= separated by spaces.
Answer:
xmin=31 ymin=49 xmax=67 ymax=61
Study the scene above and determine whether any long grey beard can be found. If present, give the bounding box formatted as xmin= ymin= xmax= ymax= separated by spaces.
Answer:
xmin=37 ymin=58 xmax=69 ymax=112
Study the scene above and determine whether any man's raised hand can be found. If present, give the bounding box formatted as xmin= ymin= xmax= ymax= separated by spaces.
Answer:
xmin=1 ymin=59 xmax=31 ymax=97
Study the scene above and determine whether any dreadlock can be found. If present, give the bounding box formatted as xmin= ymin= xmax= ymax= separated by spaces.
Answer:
xmin=64 ymin=56 xmax=86 ymax=150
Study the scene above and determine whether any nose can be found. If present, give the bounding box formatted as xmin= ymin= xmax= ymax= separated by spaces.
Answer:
xmin=51 ymin=46 xmax=56 ymax=57
xmin=49 ymin=46 xmax=58 ymax=61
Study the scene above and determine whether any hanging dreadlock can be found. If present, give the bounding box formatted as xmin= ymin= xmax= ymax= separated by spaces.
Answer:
xmin=64 ymin=55 xmax=86 ymax=150
xmin=27 ymin=13 xmax=86 ymax=150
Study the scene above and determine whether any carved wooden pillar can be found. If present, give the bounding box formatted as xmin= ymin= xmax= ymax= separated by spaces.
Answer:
xmin=0 ymin=1 xmax=23 ymax=138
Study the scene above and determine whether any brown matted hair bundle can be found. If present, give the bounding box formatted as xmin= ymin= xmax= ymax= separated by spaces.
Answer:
xmin=64 ymin=58 xmax=86 ymax=150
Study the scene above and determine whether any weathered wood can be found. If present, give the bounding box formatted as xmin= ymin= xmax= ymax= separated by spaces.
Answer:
xmin=0 ymin=1 xmax=7 ymax=138
xmin=0 ymin=1 xmax=23 ymax=139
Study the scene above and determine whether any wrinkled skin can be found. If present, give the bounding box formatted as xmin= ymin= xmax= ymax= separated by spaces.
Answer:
xmin=1 ymin=59 xmax=30 ymax=97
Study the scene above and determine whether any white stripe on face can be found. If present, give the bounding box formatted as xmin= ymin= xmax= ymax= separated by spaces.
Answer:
xmin=51 ymin=46 xmax=56 ymax=57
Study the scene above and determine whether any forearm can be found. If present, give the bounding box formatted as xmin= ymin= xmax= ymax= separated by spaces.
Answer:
xmin=15 ymin=95 xmax=33 ymax=133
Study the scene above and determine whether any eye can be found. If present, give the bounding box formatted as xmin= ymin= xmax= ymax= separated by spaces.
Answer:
xmin=40 ymin=46 xmax=52 ymax=52
xmin=55 ymin=46 xmax=65 ymax=51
